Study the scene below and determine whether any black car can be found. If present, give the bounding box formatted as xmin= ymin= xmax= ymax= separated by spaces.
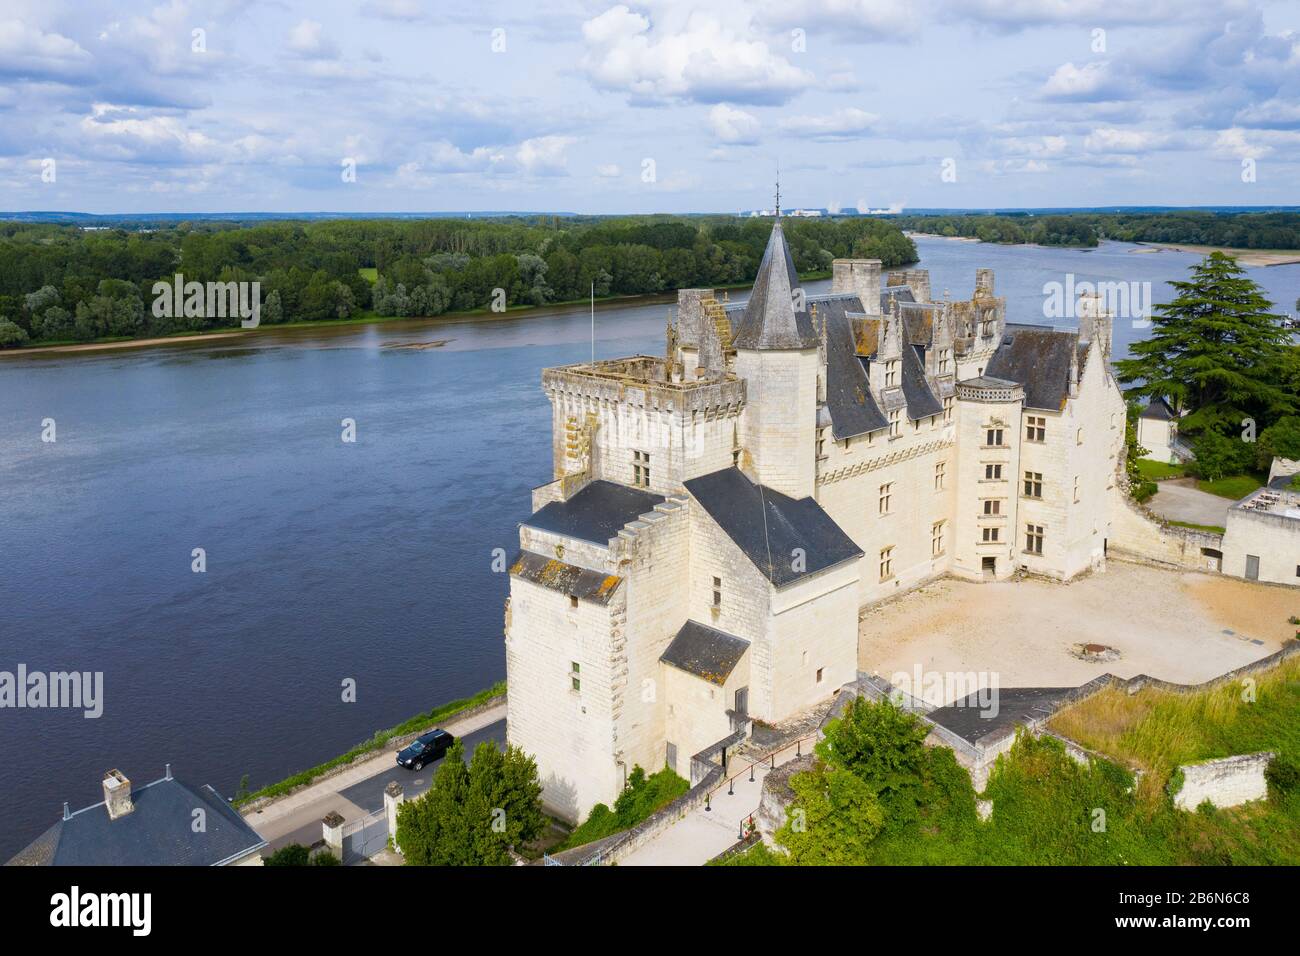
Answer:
xmin=396 ymin=729 xmax=454 ymax=770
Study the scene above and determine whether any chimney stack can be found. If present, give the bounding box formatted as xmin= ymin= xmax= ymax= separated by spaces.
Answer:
xmin=1077 ymin=292 xmax=1113 ymax=359
xmin=165 ymin=763 xmax=172 ymax=781
xmin=831 ymin=259 xmax=882 ymax=315
xmin=63 ymin=802 xmax=70 ymax=821
xmin=103 ymin=769 xmax=133 ymax=821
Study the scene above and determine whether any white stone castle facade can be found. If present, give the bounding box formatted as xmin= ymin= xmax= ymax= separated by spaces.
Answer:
xmin=504 ymin=218 xmax=1127 ymax=821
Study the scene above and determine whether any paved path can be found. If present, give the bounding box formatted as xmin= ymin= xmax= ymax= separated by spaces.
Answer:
xmin=243 ymin=703 xmax=506 ymax=851
xmin=1145 ymin=478 xmax=1231 ymax=527
xmin=620 ymin=743 xmax=807 ymax=866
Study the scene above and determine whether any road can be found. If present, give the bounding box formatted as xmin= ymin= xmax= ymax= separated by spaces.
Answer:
xmin=244 ymin=703 xmax=507 ymax=853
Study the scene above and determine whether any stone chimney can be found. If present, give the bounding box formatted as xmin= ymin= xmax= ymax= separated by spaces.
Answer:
xmin=974 ymin=268 xmax=995 ymax=298
xmin=103 ymin=769 xmax=133 ymax=820
xmin=831 ymin=259 xmax=881 ymax=315
xmin=1077 ymin=292 xmax=1113 ymax=359
xmin=903 ymin=269 xmax=931 ymax=303
xmin=676 ymin=288 xmax=711 ymax=349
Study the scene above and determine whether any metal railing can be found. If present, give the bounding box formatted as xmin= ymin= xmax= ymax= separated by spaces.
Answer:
xmin=701 ymin=732 xmax=821 ymax=841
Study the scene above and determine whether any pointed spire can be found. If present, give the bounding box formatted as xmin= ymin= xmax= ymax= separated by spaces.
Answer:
xmin=775 ymin=163 xmax=781 ymax=219
xmin=732 ymin=219 xmax=819 ymax=351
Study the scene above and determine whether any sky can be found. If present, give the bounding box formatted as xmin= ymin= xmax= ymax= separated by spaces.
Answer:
xmin=1 ymin=0 xmax=1298 ymax=214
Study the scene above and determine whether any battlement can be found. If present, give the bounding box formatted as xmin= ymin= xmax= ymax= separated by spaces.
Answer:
xmin=543 ymin=355 xmax=746 ymax=414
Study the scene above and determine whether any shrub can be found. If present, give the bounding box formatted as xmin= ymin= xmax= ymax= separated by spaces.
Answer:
xmin=1265 ymin=755 xmax=1300 ymax=797
xmin=264 ymin=843 xmax=311 ymax=866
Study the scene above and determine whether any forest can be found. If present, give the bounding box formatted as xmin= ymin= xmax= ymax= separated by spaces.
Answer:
xmin=0 ymin=215 xmax=917 ymax=347
xmin=893 ymin=210 xmax=1300 ymax=250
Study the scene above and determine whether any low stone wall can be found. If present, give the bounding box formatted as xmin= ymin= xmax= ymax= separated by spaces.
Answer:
xmin=1107 ymin=485 xmax=1223 ymax=571
xmin=1174 ymin=752 xmax=1275 ymax=810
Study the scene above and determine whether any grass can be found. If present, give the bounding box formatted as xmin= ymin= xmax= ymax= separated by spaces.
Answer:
xmin=1135 ymin=458 xmax=1187 ymax=480
xmin=1166 ymin=520 xmax=1226 ymax=534
xmin=725 ymin=673 xmax=1300 ymax=866
xmin=553 ymin=766 xmax=689 ymax=852
xmin=1196 ymin=473 xmax=1265 ymax=499
xmin=234 ymin=680 xmax=505 ymax=807
xmin=358 ymin=267 xmax=378 ymax=284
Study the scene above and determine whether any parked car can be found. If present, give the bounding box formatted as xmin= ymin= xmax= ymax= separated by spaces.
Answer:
xmin=396 ymin=729 xmax=454 ymax=770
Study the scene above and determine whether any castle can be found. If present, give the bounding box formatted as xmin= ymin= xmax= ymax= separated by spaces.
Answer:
xmin=504 ymin=216 xmax=1127 ymax=821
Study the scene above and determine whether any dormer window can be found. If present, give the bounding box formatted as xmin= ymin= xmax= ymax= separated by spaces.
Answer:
xmin=938 ymin=349 xmax=952 ymax=375
xmin=885 ymin=360 xmax=899 ymax=388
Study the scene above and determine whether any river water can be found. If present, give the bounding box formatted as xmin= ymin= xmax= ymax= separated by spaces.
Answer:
xmin=0 ymin=237 xmax=1295 ymax=858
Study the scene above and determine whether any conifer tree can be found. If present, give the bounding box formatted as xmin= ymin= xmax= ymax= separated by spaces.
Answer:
xmin=1115 ymin=252 xmax=1293 ymax=436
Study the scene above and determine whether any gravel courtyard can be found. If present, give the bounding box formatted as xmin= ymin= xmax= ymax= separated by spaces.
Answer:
xmin=859 ymin=561 xmax=1295 ymax=701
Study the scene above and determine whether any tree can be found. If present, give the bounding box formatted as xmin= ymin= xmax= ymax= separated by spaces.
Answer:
xmin=775 ymin=760 xmax=884 ymax=864
xmin=0 ymin=319 xmax=28 ymax=348
xmin=1257 ymin=416 xmax=1300 ymax=468
xmin=1115 ymin=253 xmax=1293 ymax=438
xmin=1191 ymin=429 xmax=1255 ymax=482
xmin=395 ymin=740 xmax=545 ymax=866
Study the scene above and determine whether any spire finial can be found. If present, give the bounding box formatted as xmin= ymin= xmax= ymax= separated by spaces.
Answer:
xmin=775 ymin=162 xmax=781 ymax=219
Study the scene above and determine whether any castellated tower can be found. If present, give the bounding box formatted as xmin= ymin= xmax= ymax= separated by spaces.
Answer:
xmin=732 ymin=219 xmax=819 ymax=498
xmin=832 ymin=258 xmax=882 ymax=314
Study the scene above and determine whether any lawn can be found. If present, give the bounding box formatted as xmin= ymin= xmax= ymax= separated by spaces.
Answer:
xmin=1135 ymin=459 xmax=1186 ymax=480
xmin=1166 ymin=519 xmax=1226 ymax=534
xmin=1196 ymin=473 xmax=1265 ymax=499
xmin=358 ymin=267 xmax=379 ymax=284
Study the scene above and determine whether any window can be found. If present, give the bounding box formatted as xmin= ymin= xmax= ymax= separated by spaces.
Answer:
xmin=1026 ymin=415 xmax=1046 ymax=442
xmin=984 ymin=463 xmax=1003 ymax=480
xmin=1073 ymin=475 xmax=1080 ymax=503
xmin=889 ymin=409 xmax=901 ymax=437
xmin=816 ymin=667 xmax=824 ymax=684
xmin=569 ymin=595 xmax=579 ymax=609
xmin=982 ymin=499 xmax=1001 ymax=516
xmin=935 ymin=460 xmax=946 ymax=491
xmin=1026 ymin=524 xmax=1044 ymax=555
xmin=885 ymin=360 xmax=899 ymax=387
xmin=879 ymin=482 xmax=893 ymax=515
xmin=712 ymin=576 xmax=722 ymax=608
xmin=571 ymin=676 xmax=581 ymax=691
xmin=571 ymin=661 xmax=580 ymax=674
xmin=570 ymin=661 xmax=581 ymax=692
xmin=816 ymin=428 xmax=826 ymax=459
xmin=633 ymin=450 xmax=651 ymax=487
xmin=932 ymin=521 xmax=945 ymax=557
xmin=982 ymin=527 xmax=1000 ymax=543
xmin=879 ymin=546 xmax=894 ymax=581
xmin=943 ymin=396 xmax=953 ymax=423
xmin=938 ymin=349 xmax=952 ymax=374
xmin=984 ymin=427 xmax=1004 ymax=447
xmin=1076 ymin=427 xmax=1083 ymax=446
xmin=1023 ymin=471 xmax=1043 ymax=498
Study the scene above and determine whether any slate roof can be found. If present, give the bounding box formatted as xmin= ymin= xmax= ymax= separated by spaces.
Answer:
xmin=984 ymin=323 xmax=1080 ymax=412
xmin=900 ymin=337 xmax=943 ymax=420
xmin=1140 ymin=398 xmax=1175 ymax=421
xmin=524 ymin=480 xmax=664 ymax=546
xmin=731 ymin=220 xmax=820 ymax=351
xmin=509 ymin=550 xmax=622 ymax=605
xmin=926 ymin=687 xmax=1072 ymax=746
xmin=660 ymin=620 xmax=750 ymax=685
xmin=683 ymin=467 xmax=863 ymax=586
xmin=7 ymin=774 xmax=266 ymax=866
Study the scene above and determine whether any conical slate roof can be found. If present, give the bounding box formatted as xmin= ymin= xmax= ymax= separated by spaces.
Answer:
xmin=732 ymin=220 xmax=819 ymax=350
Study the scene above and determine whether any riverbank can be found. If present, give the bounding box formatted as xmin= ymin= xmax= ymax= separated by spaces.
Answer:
xmin=1134 ymin=242 xmax=1300 ymax=267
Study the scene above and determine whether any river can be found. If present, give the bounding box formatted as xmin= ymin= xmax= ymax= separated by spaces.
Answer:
xmin=0 ymin=237 xmax=1295 ymax=858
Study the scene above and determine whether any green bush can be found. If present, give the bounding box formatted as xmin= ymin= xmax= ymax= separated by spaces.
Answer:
xmin=557 ymin=765 xmax=689 ymax=851
xmin=264 ymin=843 xmax=311 ymax=866
xmin=1265 ymin=755 xmax=1300 ymax=797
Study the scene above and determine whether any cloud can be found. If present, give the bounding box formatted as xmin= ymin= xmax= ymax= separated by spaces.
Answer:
xmin=516 ymin=135 xmax=576 ymax=175
xmin=288 ymin=20 xmax=340 ymax=60
xmin=756 ymin=0 xmax=920 ymax=39
xmin=709 ymin=104 xmax=761 ymax=144
xmin=779 ymin=107 xmax=878 ymax=140
xmin=1083 ymin=128 xmax=1166 ymax=154
xmin=596 ymin=163 xmax=621 ymax=177
xmin=0 ymin=19 xmax=90 ymax=82
xmin=580 ymin=4 xmax=813 ymax=105
xmin=1040 ymin=61 xmax=1129 ymax=101
xmin=360 ymin=0 xmax=427 ymax=21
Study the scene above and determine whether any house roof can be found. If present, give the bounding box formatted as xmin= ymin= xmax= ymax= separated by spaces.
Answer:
xmin=683 ymin=467 xmax=863 ymax=587
xmin=509 ymin=549 xmax=622 ymax=605
xmin=524 ymin=480 xmax=664 ymax=546
xmin=1140 ymin=398 xmax=1175 ymax=421
xmin=6 ymin=774 xmax=266 ymax=866
xmin=660 ymin=620 xmax=750 ymax=685
xmin=926 ymin=688 xmax=1072 ymax=746
xmin=731 ymin=220 xmax=820 ymax=351
xmin=984 ymin=324 xmax=1080 ymax=412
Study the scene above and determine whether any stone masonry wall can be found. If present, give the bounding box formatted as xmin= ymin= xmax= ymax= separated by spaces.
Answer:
xmin=1174 ymin=752 xmax=1275 ymax=810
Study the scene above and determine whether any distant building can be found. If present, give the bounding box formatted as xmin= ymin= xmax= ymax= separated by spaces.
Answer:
xmin=1222 ymin=473 xmax=1300 ymax=585
xmin=1136 ymin=398 xmax=1179 ymax=463
xmin=505 ymin=217 xmax=1126 ymax=823
xmin=6 ymin=767 xmax=266 ymax=866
